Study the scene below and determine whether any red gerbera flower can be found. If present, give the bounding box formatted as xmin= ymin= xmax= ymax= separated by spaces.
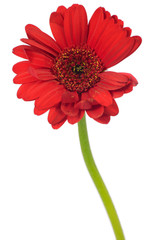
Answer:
xmin=12 ymin=4 xmax=142 ymax=129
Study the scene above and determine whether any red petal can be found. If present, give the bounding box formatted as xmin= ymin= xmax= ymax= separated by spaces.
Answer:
xmin=48 ymin=107 xmax=66 ymax=125
xmin=52 ymin=119 xmax=66 ymax=129
xmin=81 ymin=92 xmax=98 ymax=105
xmin=34 ymin=107 xmax=48 ymax=115
xmin=111 ymin=84 xmax=133 ymax=98
xmin=95 ymin=25 xmax=126 ymax=60
xmin=17 ymin=82 xmax=39 ymax=100
xmin=110 ymin=73 xmax=138 ymax=98
xmin=102 ymin=37 xmax=135 ymax=68
xmin=61 ymin=91 xmax=79 ymax=103
xmin=64 ymin=4 xmax=88 ymax=46
xmin=50 ymin=12 xmax=67 ymax=48
xmin=87 ymin=7 xmax=106 ymax=48
xmin=126 ymin=36 xmax=142 ymax=58
xmin=104 ymin=11 xmax=111 ymax=19
xmin=94 ymin=114 xmax=110 ymax=124
xmin=21 ymin=38 xmax=58 ymax=56
xmin=81 ymin=91 xmax=90 ymax=101
xmin=87 ymin=105 xmax=104 ymax=119
xmin=124 ymin=27 xmax=132 ymax=37
xmin=35 ymin=85 xmax=65 ymax=110
xmin=25 ymin=24 xmax=60 ymax=53
xmin=110 ymin=89 xmax=124 ymax=98
xmin=90 ymin=17 xmax=116 ymax=52
xmin=56 ymin=6 xmax=67 ymax=16
xmin=121 ymin=73 xmax=138 ymax=86
xmin=61 ymin=103 xmax=79 ymax=116
xmin=63 ymin=5 xmax=76 ymax=46
xmin=68 ymin=110 xmax=85 ymax=124
xmin=29 ymin=68 xmax=57 ymax=81
xmin=124 ymin=84 xmax=133 ymax=93
xmin=112 ymin=15 xmax=124 ymax=27
xmin=17 ymin=81 xmax=58 ymax=101
xmin=13 ymin=72 xmax=37 ymax=84
xmin=74 ymin=100 xmax=92 ymax=110
xmin=72 ymin=5 xmax=88 ymax=45
xmin=103 ymin=36 xmax=140 ymax=68
xmin=98 ymin=71 xmax=129 ymax=90
xmin=12 ymin=45 xmax=30 ymax=59
xmin=24 ymin=49 xmax=54 ymax=68
xmin=89 ymin=86 xmax=113 ymax=107
xmin=104 ymin=99 xmax=119 ymax=116
xmin=12 ymin=61 xmax=31 ymax=74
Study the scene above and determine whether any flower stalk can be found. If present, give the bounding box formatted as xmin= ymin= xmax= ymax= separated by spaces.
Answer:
xmin=78 ymin=114 xmax=125 ymax=240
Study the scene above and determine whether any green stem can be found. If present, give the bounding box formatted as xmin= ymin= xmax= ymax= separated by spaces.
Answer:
xmin=78 ymin=114 xmax=125 ymax=240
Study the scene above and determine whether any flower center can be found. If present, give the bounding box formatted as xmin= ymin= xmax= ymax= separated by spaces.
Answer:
xmin=53 ymin=45 xmax=104 ymax=93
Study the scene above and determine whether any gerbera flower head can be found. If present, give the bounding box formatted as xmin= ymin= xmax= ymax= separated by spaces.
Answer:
xmin=12 ymin=4 xmax=142 ymax=129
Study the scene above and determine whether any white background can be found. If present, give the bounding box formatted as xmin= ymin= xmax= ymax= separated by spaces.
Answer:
xmin=0 ymin=0 xmax=160 ymax=239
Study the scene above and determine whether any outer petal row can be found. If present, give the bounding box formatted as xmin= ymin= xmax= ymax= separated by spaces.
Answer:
xmin=50 ymin=4 xmax=88 ymax=47
xmin=97 ymin=71 xmax=138 ymax=98
xmin=25 ymin=24 xmax=61 ymax=53
xmin=87 ymin=7 xmax=142 ymax=69
xmin=13 ymin=46 xmax=55 ymax=68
